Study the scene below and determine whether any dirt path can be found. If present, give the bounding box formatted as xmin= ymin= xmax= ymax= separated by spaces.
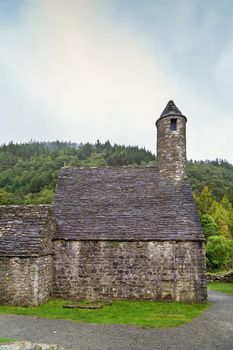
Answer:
xmin=0 ymin=291 xmax=232 ymax=350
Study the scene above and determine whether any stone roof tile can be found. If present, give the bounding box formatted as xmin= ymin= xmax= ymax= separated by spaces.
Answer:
xmin=0 ymin=205 xmax=55 ymax=256
xmin=156 ymin=100 xmax=187 ymax=125
xmin=53 ymin=167 xmax=204 ymax=241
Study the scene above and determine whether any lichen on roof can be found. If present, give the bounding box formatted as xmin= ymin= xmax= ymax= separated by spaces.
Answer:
xmin=0 ymin=205 xmax=55 ymax=257
xmin=53 ymin=167 xmax=204 ymax=242
xmin=156 ymin=100 xmax=187 ymax=125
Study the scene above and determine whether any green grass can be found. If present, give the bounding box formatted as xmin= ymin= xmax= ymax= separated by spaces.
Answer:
xmin=0 ymin=299 xmax=208 ymax=328
xmin=208 ymin=282 xmax=233 ymax=295
xmin=0 ymin=338 xmax=15 ymax=344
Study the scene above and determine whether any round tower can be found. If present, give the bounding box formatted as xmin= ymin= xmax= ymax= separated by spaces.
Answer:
xmin=156 ymin=100 xmax=187 ymax=183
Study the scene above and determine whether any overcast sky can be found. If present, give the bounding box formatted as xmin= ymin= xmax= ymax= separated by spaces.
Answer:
xmin=0 ymin=0 xmax=233 ymax=162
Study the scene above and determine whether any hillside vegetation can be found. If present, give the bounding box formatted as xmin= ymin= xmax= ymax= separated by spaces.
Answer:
xmin=188 ymin=159 xmax=233 ymax=203
xmin=0 ymin=141 xmax=154 ymax=205
xmin=0 ymin=141 xmax=233 ymax=271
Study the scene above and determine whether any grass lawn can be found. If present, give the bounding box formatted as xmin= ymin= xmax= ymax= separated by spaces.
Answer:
xmin=208 ymin=282 xmax=233 ymax=295
xmin=0 ymin=299 xmax=208 ymax=328
xmin=0 ymin=338 xmax=15 ymax=344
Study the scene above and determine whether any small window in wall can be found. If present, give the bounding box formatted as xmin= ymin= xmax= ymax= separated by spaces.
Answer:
xmin=170 ymin=118 xmax=177 ymax=131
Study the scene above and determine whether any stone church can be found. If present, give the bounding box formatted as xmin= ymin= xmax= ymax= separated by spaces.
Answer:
xmin=0 ymin=101 xmax=207 ymax=306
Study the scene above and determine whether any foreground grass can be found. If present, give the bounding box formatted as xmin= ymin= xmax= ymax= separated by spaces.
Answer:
xmin=0 ymin=299 xmax=208 ymax=328
xmin=0 ymin=338 xmax=15 ymax=344
xmin=208 ymin=282 xmax=233 ymax=295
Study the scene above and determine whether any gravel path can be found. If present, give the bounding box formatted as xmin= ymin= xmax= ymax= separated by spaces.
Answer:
xmin=0 ymin=291 xmax=232 ymax=350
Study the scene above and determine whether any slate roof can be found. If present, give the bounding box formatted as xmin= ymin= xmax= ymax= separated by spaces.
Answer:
xmin=53 ymin=167 xmax=204 ymax=241
xmin=0 ymin=205 xmax=55 ymax=257
xmin=156 ymin=100 xmax=187 ymax=125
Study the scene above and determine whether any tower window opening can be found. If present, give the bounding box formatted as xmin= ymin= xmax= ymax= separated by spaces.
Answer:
xmin=170 ymin=118 xmax=177 ymax=131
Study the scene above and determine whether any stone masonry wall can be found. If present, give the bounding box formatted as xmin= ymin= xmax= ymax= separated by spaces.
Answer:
xmin=0 ymin=255 xmax=53 ymax=306
xmin=53 ymin=240 xmax=207 ymax=302
xmin=207 ymin=270 xmax=233 ymax=283
xmin=157 ymin=115 xmax=187 ymax=183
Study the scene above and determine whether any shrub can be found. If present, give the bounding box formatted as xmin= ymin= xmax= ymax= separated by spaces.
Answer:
xmin=200 ymin=214 xmax=219 ymax=238
xmin=206 ymin=236 xmax=233 ymax=271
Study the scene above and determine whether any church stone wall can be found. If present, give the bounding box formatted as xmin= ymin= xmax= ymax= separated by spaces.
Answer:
xmin=0 ymin=255 xmax=53 ymax=306
xmin=53 ymin=240 xmax=207 ymax=302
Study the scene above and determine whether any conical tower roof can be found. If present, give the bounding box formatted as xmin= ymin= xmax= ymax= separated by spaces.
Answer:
xmin=156 ymin=100 xmax=186 ymax=126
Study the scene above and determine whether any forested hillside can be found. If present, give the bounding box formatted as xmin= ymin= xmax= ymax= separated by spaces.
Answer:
xmin=188 ymin=159 xmax=233 ymax=204
xmin=0 ymin=141 xmax=233 ymax=271
xmin=0 ymin=141 xmax=155 ymax=205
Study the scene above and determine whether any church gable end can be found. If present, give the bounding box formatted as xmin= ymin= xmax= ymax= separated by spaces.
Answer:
xmin=0 ymin=101 xmax=207 ymax=305
xmin=52 ymin=101 xmax=207 ymax=303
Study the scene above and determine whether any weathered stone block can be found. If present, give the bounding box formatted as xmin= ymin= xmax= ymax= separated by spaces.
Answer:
xmin=0 ymin=256 xmax=53 ymax=306
xmin=52 ymin=240 xmax=207 ymax=302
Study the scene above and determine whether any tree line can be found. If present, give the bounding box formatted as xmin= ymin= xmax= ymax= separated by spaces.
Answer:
xmin=0 ymin=141 xmax=155 ymax=205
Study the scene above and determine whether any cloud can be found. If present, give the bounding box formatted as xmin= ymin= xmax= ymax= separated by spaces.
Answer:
xmin=0 ymin=0 xmax=177 ymax=152
xmin=0 ymin=0 xmax=233 ymax=163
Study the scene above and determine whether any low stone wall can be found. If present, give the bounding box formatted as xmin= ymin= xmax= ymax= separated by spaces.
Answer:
xmin=0 ymin=342 xmax=65 ymax=349
xmin=0 ymin=255 xmax=53 ymax=306
xmin=207 ymin=271 xmax=233 ymax=283
xmin=53 ymin=240 xmax=207 ymax=302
